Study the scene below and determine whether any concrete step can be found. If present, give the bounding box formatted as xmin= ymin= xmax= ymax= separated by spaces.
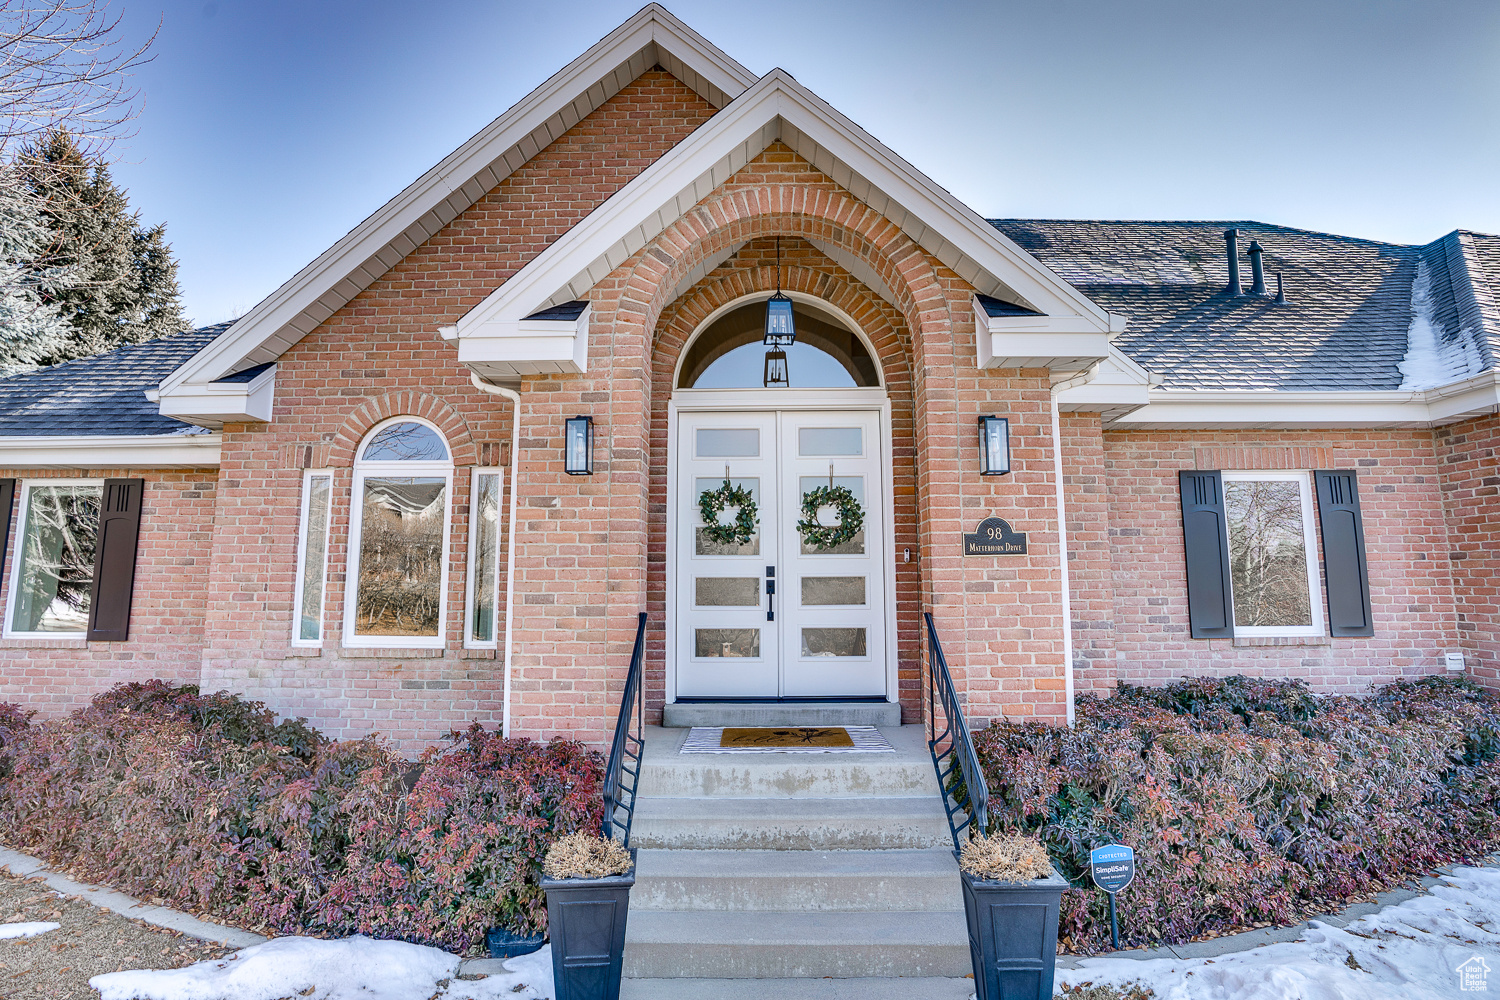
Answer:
xmin=621 ymin=978 xmax=974 ymax=1000
xmin=622 ymin=909 xmax=971 ymax=978
xmin=630 ymin=795 xmax=953 ymax=850
xmin=638 ymin=725 xmax=936 ymax=798
xmin=662 ymin=701 xmax=902 ymax=728
xmin=632 ymin=848 xmax=962 ymax=912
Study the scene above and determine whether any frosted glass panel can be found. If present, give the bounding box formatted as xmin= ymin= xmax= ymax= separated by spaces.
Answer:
xmin=801 ymin=627 xmax=867 ymax=658
xmin=695 ymin=428 xmax=760 ymax=458
xmin=696 ymin=628 xmax=760 ymax=658
xmin=694 ymin=477 xmax=760 ymax=556
xmin=696 ymin=577 xmax=760 ymax=606
xmin=798 ymin=476 xmax=865 ymax=555
xmin=801 ymin=576 xmax=865 ymax=606
xmin=798 ymin=427 xmax=862 ymax=456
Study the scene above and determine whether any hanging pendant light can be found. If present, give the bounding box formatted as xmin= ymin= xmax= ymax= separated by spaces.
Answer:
xmin=763 ymin=347 xmax=789 ymax=387
xmin=763 ymin=237 xmax=796 ymax=348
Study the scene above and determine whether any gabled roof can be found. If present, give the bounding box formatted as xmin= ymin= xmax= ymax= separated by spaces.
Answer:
xmin=158 ymin=5 xmax=756 ymax=398
xmin=990 ymin=220 xmax=1496 ymax=391
xmin=0 ymin=324 xmax=229 ymax=437
xmin=448 ymin=67 xmax=1113 ymax=359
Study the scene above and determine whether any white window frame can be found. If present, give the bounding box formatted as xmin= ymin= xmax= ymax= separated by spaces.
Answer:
xmin=342 ymin=417 xmax=454 ymax=649
xmin=291 ymin=469 xmax=334 ymax=647
xmin=4 ymin=478 xmax=104 ymax=639
xmin=464 ymin=467 xmax=505 ymax=649
xmin=1222 ymin=471 xmax=1324 ymax=638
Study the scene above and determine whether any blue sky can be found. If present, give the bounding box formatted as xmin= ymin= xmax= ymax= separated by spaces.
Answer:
xmin=107 ymin=0 xmax=1500 ymax=325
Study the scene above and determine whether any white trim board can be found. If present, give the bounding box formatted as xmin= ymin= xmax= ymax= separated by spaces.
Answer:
xmin=1112 ymin=371 xmax=1500 ymax=429
xmin=0 ymin=434 xmax=221 ymax=470
xmin=156 ymin=5 xmax=756 ymax=401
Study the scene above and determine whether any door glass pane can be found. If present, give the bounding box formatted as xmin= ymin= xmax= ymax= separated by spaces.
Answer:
xmin=354 ymin=476 xmax=446 ymax=637
xmin=695 ymin=628 xmax=760 ymax=657
xmin=12 ymin=484 xmax=102 ymax=633
xmin=798 ymin=476 xmax=865 ymax=555
xmin=798 ymin=427 xmax=862 ymax=456
xmin=696 ymin=428 xmax=760 ymax=458
xmin=470 ymin=473 xmax=501 ymax=643
xmin=696 ymin=577 xmax=760 ymax=606
xmin=801 ymin=576 xmax=865 ymax=606
xmin=1224 ymin=479 xmax=1313 ymax=628
xmin=694 ymin=477 xmax=760 ymax=556
xmin=298 ymin=475 xmax=331 ymax=641
xmin=801 ymin=627 xmax=867 ymax=658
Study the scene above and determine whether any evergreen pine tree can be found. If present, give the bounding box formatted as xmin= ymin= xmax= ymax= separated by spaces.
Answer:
xmin=0 ymin=164 xmax=73 ymax=373
xmin=19 ymin=130 xmax=188 ymax=363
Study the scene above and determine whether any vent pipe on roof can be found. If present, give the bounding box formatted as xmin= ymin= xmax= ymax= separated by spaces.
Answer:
xmin=1224 ymin=229 xmax=1244 ymax=296
xmin=1275 ymin=271 xmax=1289 ymax=305
xmin=1248 ymin=240 xmax=1268 ymax=296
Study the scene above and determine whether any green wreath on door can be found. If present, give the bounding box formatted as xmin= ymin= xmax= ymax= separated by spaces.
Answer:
xmin=796 ymin=484 xmax=864 ymax=550
xmin=698 ymin=479 xmax=759 ymax=546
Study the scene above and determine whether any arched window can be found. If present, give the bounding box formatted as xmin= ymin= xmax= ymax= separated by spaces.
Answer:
xmin=678 ymin=298 xmax=881 ymax=389
xmin=343 ymin=418 xmax=453 ymax=647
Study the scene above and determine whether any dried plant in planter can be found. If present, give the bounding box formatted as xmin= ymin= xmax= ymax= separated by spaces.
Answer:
xmin=959 ymin=833 xmax=1056 ymax=882
xmin=544 ymin=832 xmax=634 ymax=880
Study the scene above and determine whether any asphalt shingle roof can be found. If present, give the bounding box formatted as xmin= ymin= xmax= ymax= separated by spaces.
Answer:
xmin=988 ymin=220 xmax=1495 ymax=391
xmin=0 ymin=323 xmax=230 ymax=436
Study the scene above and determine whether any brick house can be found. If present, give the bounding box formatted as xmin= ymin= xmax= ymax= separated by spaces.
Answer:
xmin=1 ymin=4 xmax=1497 ymax=753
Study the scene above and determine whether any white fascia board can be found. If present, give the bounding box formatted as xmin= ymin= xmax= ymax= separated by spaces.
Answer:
xmin=1111 ymin=375 xmax=1500 ymax=429
xmin=0 ymin=433 xmax=221 ymax=469
xmin=158 ymin=366 xmax=276 ymax=428
xmin=455 ymin=70 xmax=1111 ymax=339
xmin=973 ymin=295 xmax=1111 ymax=370
xmin=157 ymin=5 xmax=755 ymax=402
xmin=455 ymin=303 xmax=592 ymax=376
xmin=1055 ymin=344 xmax=1154 ymax=413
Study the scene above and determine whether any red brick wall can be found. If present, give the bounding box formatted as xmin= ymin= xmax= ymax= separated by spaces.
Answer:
xmin=1098 ymin=430 xmax=1459 ymax=692
xmin=1436 ymin=413 xmax=1500 ymax=687
xmin=198 ymin=71 xmax=719 ymax=751
xmin=0 ymin=468 xmax=217 ymax=715
xmin=1061 ymin=413 xmax=1116 ymax=696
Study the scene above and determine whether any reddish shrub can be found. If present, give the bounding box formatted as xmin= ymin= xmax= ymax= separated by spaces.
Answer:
xmin=0 ymin=683 xmax=602 ymax=955
xmin=976 ymin=675 xmax=1500 ymax=954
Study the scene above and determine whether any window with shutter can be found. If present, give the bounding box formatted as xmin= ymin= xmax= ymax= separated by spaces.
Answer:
xmin=1222 ymin=473 xmax=1323 ymax=638
xmin=5 ymin=480 xmax=104 ymax=636
xmin=1314 ymin=470 xmax=1374 ymax=637
xmin=1178 ymin=470 xmax=1236 ymax=639
xmin=87 ymin=478 xmax=144 ymax=641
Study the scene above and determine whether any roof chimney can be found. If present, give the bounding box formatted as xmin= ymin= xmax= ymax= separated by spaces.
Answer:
xmin=1275 ymin=271 xmax=1288 ymax=305
xmin=1248 ymin=240 xmax=1267 ymax=296
xmin=1224 ymin=229 xmax=1243 ymax=296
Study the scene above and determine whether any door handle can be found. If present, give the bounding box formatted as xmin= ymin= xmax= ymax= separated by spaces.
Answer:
xmin=766 ymin=565 xmax=775 ymax=622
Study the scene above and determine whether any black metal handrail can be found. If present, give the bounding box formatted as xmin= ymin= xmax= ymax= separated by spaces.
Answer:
xmin=924 ymin=611 xmax=990 ymax=853
xmin=601 ymin=612 xmax=648 ymax=845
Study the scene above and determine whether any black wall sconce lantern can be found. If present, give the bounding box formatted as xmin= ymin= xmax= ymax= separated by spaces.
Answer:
xmin=979 ymin=415 xmax=1010 ymax=476
xmin=565 ymin=415 xmax=594 ymax=475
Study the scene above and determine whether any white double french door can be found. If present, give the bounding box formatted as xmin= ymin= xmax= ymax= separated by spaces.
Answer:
xmin=674 ymin=408 xmax=888 ymax=699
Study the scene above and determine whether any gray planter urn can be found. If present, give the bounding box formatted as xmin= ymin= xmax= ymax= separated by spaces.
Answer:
xmin=540 ymin=851 xmax=636 ymax=1000
xmin=960 ymin=866 xmax=1069 ymax=1000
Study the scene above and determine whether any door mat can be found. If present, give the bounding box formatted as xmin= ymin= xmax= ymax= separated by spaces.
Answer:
xmin=679 ymin=726 xmax=895 ymax=753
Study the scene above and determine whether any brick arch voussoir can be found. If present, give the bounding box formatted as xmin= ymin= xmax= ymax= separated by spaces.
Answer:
xmin=328 ymin=392 xmax=480 ymax=467
xmin=623 ymin=196 xmax=951 ymax=344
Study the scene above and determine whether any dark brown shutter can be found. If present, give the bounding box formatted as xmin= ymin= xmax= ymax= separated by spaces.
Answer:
xmin=1314 ymin=470 xmax=1374 ymax=636
xmin=0 ymin=479 xmax=15 ymax=582
xmin=87 ymin=478 xmax=143 ymax=642
xmin=1179 ymin=470 xmax=1235 ymax=639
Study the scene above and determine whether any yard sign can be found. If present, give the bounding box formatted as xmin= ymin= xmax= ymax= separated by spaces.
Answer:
xmin=1090 ymin=843 xmax=1135 ymax=949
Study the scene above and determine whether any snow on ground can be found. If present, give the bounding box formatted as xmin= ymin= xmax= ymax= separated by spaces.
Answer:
xmin=1061 ymin=865 xmax=1500 ymax=999
xmin=0 ymin=920 xmax=59 ymax=939
xmin=89 ymin=935 xmax=554 ymax=1000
